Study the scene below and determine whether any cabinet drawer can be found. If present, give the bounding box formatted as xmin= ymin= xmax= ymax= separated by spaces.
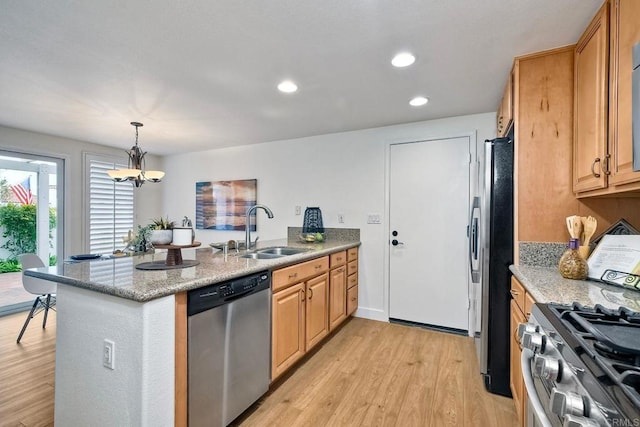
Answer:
xmin=347 ymin=260 xmax=358 ymax=276
xmin=510 ymin=276 xmax=526 ymax=314
xmin=347 ymin=247 xmax=358 ymax=262
xmin=347 ymin=273 xmax=358 ymax=289
xmin=272 ymin=256 xmax=329 ymax=292
xmin=330 ymin=251 xmax=347 ymax=267
xmin=347 ymin=285 xmax=358 ymax=316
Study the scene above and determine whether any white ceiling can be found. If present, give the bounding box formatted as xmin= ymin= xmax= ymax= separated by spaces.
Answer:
xmin=0 ymin=0 xmax=602 ymax=155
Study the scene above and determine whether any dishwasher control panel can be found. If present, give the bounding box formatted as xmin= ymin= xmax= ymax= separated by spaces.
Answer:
xmin=187 ymin=271 xmax=271 ymax=315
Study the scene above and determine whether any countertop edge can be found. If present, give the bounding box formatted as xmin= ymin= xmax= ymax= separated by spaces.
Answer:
xmin=510 ymin=264 xmax=640 ymax=311
xmin=25 ymin=240 xmax=361 ymax=303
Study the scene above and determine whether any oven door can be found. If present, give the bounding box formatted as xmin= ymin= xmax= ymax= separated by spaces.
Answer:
xmin=521 ymin=348 xmax=558 ymax=427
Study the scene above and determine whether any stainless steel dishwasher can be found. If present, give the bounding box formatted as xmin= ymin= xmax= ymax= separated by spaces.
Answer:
xmin=188 ymin=271 xmax=271 ymax=427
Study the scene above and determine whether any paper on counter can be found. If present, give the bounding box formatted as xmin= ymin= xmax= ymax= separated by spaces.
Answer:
xmin=587 ymin=234 xmax=640 ymax=281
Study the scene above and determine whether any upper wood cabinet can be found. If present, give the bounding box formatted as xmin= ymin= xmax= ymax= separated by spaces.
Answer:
xmin=573 ymin=1 xmax=609 ymax=193
xmin=574 ymin=0 xmax=640 ymax=196
xmin=608 ymin=0 xmax=640 ymax=186
xmin=497 ymin=70 xmax=514 ymax=136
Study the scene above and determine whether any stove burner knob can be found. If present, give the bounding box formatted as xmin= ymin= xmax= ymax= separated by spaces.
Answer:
xmin=521 ymin=332 xmax=546 ymax=353
xmin=550 ymin=389 xmax=585 ymax=418
xmin=562 ymin=414 xmax=600 ymax=427
xmin=516 ymin=323 xmax=537 ymax=341
xmin=533 ymin=355 xmax=561 ymax=381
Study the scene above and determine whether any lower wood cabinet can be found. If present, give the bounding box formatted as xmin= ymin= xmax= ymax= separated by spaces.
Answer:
xmin=305 ymin=273 xmax=329 ymax=350
xmin=272 ymin=282 xmax=306 ymax=379
xmin=510 ymin=276 xmax=535 ymax=427
xmin=510 ymin=299 xmax=526 ymax=426
xmin=347 ymin=285 xmax=358 ymax=316
xmin=329 ymin=265 xmax=347 ymax=331
xmin=271 ymin=247 xmax=359 ymax=380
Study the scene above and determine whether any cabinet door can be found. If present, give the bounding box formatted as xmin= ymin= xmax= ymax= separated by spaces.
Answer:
xmin=497 ymin=71 xmax=513 ymax=137
xmin=306 ymin=273 xmax=329 ymax=351
xmin=347 ymin=285 xmax=358 ymax=316
xmin=609 ymin=0 xmax=640 ymax=186
xmin=272 ymin=282 xmax=306 ymax=379
xmin=573 ymin=2 xmax=609 ymax=193
xmin=329 ymin=266 xmax=347 ymax=331
xmin=510 ymin=300 xmax=527 ymax=426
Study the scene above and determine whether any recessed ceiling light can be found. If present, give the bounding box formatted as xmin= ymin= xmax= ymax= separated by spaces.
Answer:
xmin=277 ymin=80 xmax=298 ymax=93
xmin=409 ymin=96 xmax=429 ymax=107
xmin=391 ymin=52 xmax=416 ymax=67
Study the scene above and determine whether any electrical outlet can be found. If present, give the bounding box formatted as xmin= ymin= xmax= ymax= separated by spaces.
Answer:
xmin=103 ymin=339 xmax=115 ymax=370
xmin=367 ymin=214 xmax=382 ymax=224
xmin=295 ymin=206 xmax=301 ymax=215
xmin=338 ymin=214 xmax=344 ymax=224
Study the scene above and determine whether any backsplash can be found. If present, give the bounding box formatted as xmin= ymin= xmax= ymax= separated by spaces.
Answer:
xmin=288 ymin=227 xmax=360 ymax=241
xmin=519 ymin=241 xmax=567 ymax=267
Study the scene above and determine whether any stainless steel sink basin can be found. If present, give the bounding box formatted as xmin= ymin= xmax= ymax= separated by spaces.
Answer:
xmin=239 ymin=252 xmax=284 ymax=260
xmin=256 ymin=247 xmax=309 ymax=256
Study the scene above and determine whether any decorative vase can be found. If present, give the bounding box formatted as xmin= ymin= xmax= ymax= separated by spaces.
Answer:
xmin=558 ymin=238 xmax=588 ymax=280
xmin=171 ymin=228 xmax=193 ymax=246
xmin=150 ymin=229 xmax=173 ymax=245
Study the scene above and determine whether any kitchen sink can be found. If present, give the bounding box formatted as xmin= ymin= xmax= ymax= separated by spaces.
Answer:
xmin=239 ymin=252 xmax=284 ymax=260
xmin=256 ymin=247 xmax=309 ymax=256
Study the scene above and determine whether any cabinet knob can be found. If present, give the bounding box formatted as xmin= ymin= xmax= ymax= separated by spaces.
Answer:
xmin=289 ymin=272 xmax=298 ymax=279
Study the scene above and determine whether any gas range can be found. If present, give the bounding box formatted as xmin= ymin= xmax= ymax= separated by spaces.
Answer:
xmin=520 ymin=303 xmax=640 ymax=427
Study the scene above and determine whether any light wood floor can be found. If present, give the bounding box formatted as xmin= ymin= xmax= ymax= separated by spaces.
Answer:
xmin=0 ymin=313 xmax=516 ymax=427
xmin=0 ymin=310 xmax=56 ymax=427
xmin=239 ymin=318 xmax=517 ymax=426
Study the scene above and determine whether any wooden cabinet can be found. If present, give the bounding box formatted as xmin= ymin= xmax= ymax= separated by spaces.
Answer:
xmin=574 ymin=0 xmax=640 ymax=196
xmin=272 ymin=256 xmax=329 ymax=292
xmin=272 ymin=282 xmax=306 ymax=379
xmin=510 ymin=299 xmax=526 ymax=427
xmin=329 ymin=265 xmax=347 ymax=331
xmin=346 ymin=247 xmax=359 ymax=316
xmin=305 ymin=273 xmax=329 ymax=350
xmin=608 ymin=0 xmax=640 ymax=187
xmin=510 ymin=276 xmax=536 ymax=427
xmin=497 ymin=69 xmax=514 ymax=136
xmin=573 ymin=1 xmax=610 ymax=193
xmin=271 ymin=246 xmax=359 ymax=379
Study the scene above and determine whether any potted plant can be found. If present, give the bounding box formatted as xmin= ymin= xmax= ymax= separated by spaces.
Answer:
xmin=126 ymin=224 xmax=155 ymax=253
xmin=149 ymin=217 xmax=174 ymax=245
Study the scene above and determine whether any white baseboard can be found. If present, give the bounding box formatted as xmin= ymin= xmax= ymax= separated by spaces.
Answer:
xmin=353 ymin=307 xmax=387 ymax=322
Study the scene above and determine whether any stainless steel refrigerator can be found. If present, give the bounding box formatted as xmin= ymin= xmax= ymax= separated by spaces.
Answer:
xmin=469 ymin=130 xmax=514 ymax=397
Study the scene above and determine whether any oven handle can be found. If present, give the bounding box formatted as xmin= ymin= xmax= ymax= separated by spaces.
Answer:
xmin=521 ymin=348 xmax=553 ymax=427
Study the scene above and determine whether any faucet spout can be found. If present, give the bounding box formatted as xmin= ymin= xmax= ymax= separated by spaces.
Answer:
xmin=245 ymin=204 xmax=274 ymax=250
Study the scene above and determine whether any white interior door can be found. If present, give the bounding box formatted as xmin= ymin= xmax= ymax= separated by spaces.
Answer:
xmin=389 ymin=137 xmax=470 ymax=331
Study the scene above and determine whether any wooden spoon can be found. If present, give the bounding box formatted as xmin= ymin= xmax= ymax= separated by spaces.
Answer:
xmin=572 ymin=216 xmax=583 ymax=243
xmin=566 ymin=216 xmax=575 ymax=238
xmin=582 ymin=216 xmax=597 ymax=247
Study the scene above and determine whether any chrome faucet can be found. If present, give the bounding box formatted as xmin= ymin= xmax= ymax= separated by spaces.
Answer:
xmin=245 ymin=204 xmax=274 ymax=250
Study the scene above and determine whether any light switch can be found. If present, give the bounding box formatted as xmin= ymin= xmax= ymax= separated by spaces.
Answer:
xmin=367 ymin=214 xmax=382 ymax=224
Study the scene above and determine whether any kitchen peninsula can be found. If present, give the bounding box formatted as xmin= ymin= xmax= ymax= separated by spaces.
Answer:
xmin=25 ymin=237 xmax=360 ymax=427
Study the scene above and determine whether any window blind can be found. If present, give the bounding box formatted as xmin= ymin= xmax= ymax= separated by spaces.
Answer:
xmin=88 ymin=158 xmax=134 ymax=254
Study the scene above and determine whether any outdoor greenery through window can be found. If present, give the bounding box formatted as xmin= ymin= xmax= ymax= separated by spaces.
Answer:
xmin=87 ymin=156 xmax=134 ymax=254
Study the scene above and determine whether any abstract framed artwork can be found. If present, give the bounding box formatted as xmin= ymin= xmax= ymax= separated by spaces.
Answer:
xmin=195 ymin=179 xmax=257 ymax=230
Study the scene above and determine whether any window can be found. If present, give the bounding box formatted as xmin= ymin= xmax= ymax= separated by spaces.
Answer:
xmin=86 ymin=155 xmax=134 ymax=254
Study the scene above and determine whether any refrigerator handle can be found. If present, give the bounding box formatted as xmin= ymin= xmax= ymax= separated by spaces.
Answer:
xmin=468 ymin=197 xmax=481 ymax=283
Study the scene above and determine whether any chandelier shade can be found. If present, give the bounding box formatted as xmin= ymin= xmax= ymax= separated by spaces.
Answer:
xmin=107 ymin=122 xmax=165 ymax=187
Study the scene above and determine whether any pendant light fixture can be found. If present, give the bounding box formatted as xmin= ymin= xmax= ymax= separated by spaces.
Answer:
xmin=107 ymin=122 xmax=165 ymax=187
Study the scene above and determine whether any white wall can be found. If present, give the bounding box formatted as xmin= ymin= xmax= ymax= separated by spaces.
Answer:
xmin=55 ymin=285 xmax=175 ymax=426
xmin=163 ymin=113 xmax=496 ymax=321
xmin=0 ymin=125 xmax=163 ymax=256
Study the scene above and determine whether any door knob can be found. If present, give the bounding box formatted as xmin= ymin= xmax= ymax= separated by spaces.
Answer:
xmin=391 ymin=239 xmax=404 ymax=246
xmin=392 ymin=231 xmax=398 ymax=236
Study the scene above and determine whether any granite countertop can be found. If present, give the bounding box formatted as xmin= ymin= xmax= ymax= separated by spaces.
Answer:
xmin=510 ymin=264 xmax=640 ymax=311
xmin=25 ymin=238 xmax=360 ymax=303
